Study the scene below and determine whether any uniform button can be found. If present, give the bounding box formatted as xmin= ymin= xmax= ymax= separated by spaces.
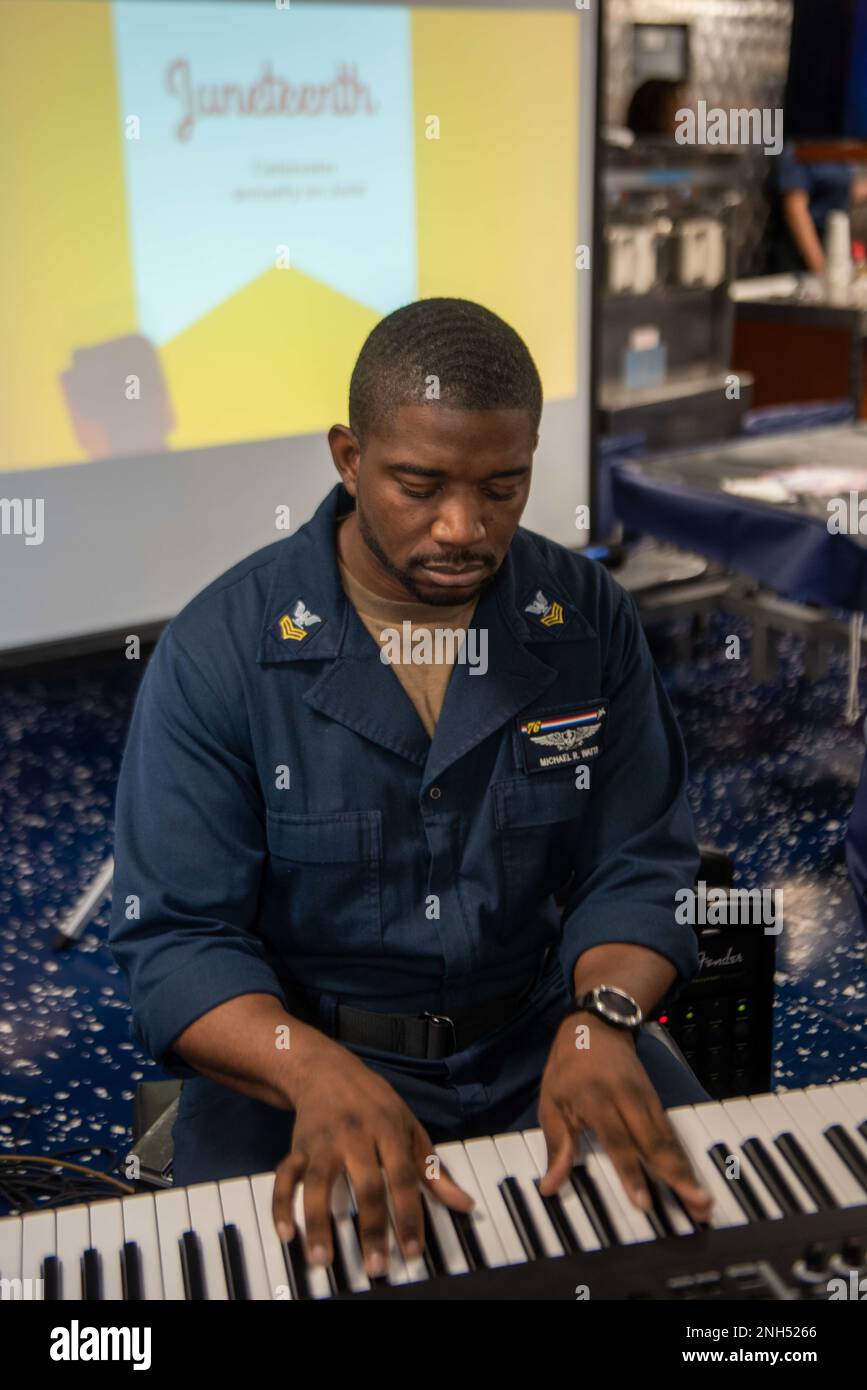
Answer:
xmin=429 ymin=786 xmax=442 ymax=800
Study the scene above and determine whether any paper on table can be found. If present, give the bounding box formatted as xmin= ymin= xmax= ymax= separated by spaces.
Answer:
xmin=720 ymin=477 xmax=796 ymax=503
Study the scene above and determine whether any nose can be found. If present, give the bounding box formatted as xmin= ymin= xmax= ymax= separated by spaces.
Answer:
xmin=430 ymin=500 xmax=486 ymax=550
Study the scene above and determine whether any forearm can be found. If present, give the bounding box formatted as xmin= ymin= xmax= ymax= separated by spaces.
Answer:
xmin=171 ymin=992 xmax=339 ymax=1111
xmin=782 ymin=191 xmax=825 ymax=272
xmin=571 ymin=942 xmax=676 ymax=1016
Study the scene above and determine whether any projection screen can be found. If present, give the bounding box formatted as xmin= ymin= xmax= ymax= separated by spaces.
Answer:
xmin=0 ymin=0 xmax=598 ymax=657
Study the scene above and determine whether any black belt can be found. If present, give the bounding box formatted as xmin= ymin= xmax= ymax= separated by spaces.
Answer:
xmin=284 ymin=956 xmax=549 ymax=1061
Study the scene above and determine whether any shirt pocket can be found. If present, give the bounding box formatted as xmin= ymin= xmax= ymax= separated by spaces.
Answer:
xmin=492 ymin=776 xmax=587 ymax=930
xmin=264 ymin=809 xmax=383 ymax=956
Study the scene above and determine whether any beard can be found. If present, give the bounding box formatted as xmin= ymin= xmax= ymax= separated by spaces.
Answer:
xmin=356 ymin=497 xmax=498 ymax=606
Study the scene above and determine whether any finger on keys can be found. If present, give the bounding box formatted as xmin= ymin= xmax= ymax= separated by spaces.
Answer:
xmin=414 ymin=1126 xmax=475 ymax=1214
xmin=377 ymin=1129 xmax=426 ymax=1259
xmin=302 ymin=1156 xmax=341 ymax=1266
xmin=626 ymin=1092 xmax=714 ymax=1224
xmin=346 ymin=1151 xmax=391 ymax=1278
xmin=537 ymin=1093 xmax=579 ymax=1196
xmin=272 ymin=1151 xmax=306 ymax=1243
xmin=584 ymin=1102 xmax=655 ymax=1213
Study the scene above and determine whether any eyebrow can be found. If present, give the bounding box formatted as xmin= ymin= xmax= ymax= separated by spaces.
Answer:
xmin=387 ymin=463 xmax=530 ymax=480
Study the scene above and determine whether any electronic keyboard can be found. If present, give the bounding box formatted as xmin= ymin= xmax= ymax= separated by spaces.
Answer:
xmin=2 ymin=1082 xmax=866 ymax=1300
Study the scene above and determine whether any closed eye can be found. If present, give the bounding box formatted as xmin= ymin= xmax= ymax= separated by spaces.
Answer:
xmin=398 ymin=483 xmax=519 ymax=502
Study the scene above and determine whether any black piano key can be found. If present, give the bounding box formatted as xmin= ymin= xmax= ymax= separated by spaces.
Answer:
xmin=82 ymin=1247 xmax=102 ymax=1301
xmin=823 ymin=1124 xmax=867 ymax=1194
xmin=570 ymin=1164 xmax=619 ymax=1248
xmin=327 ymin=1217 xmax=347 ymax=1296
xmin=452 ymin=1210 xmax=484 ymax=1270
xmin=534 ymin=1182 xmax=581 ymax=1253
xmin=281 ymin=1234 xmax=310 ymax=1300
xmin=121 ymin=1241 xmax=143 ymax=1301
xmin=644 ymin=1177 xmax=676 ymax=1238
xmin=179 ymin=1230 xmax=206 ymax=1301
xmin=775 ymin=1132 xmax=837 ymax=1211
xmin=707 ymin=1143 xmax=768 ymax=1223
xmin=858 ymin=1119 xmax=867 ymax=1145
xmin=42 ymin=1254 xmax=61 ymax=1301
xmin=498 ymin=1176 xmax=545 ymax=1260
xmin=742 ymin=1136 xmax=802 ymax=1215
xmin=421 ymin=1203 xmax=447 ymax=1278
xmin=219 ymin=1223 xmax=250 ymax=1301
xmin=666 ymin=1185 xmax=701 ymax=1232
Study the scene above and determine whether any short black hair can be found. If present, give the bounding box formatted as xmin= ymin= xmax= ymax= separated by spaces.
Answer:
xmin=348 ymin=297 xmax=542 ymax=448
xmin=626 ymin=79 xmax=683 ymax=137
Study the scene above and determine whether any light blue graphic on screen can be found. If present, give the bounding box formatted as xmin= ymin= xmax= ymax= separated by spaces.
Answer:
xmin=111 ymin=1 xmax=416 ymax=343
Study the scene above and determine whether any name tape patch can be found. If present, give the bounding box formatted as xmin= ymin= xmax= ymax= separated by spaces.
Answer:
xmin=516 ymin=703 xmax=607 ymax=774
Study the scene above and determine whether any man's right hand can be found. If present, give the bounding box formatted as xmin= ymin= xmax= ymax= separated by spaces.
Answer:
xmin=271 ymin=1041 xmax=474 ymax=1276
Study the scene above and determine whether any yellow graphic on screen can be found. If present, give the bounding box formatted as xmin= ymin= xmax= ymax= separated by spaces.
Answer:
xmin=0 ymin=4 xmax=579 ymax=470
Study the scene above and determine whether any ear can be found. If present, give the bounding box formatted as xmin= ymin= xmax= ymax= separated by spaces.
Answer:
xmin=327 ymin=424 xmax=361 ymax=495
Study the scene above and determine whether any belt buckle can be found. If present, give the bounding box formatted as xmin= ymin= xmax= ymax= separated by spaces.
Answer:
xmin=421 ymin=1012 xmax=456 ymax=1060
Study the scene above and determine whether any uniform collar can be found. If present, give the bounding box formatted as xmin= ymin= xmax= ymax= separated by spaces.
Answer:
xmin=256 ymin=482 xmax=598 ymax=786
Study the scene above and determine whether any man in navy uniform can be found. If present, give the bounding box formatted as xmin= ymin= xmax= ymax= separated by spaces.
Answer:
xmin=110 ymin=298 xmax=712 ymax=1277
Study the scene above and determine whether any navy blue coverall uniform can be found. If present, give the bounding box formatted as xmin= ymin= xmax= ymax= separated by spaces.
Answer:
xmin=109 ymin=482 xmax=708 ymax=1184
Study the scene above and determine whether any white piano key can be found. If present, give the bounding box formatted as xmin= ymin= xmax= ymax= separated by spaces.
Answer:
xmin=184 ymin=1182 xmax=228 ymax=1301
xmin=583 ymin=1133 xmax=657 ymax=1244
xmin=799 ymin=1086 xmax=867 ymax=1198
xmin=88 ymin=1197 xmax=125 ymax=1301
xmin=493 ymin=1132 xmax=565 ymax=1257
xmin=153 ymin=1188 xmax=193 ymax=1301
xmin=435 ymin=1141 xmax=508 ymax=1267
xmin=382 ymin=1183 xmax=427 ymax=1284
xmin=55 ymin=1204 xmax=89 ymax=1300
xmin=464 ymin=1137 xmax=529 ymax=1264
xmin=522 ymin=1128 xmax=602 ymax=1252
xmin=757 ymin=1091 xmax=863 ymax=1207
xmin=330 ymin=1174 xmax=370 ymax=1294
xmin=250 ymin=1171 xmax=296 ymax=1300
xmin=121 ymin=1193 xmax=165 ymax=1300
xmin=0 ymin=1214 xmax=22 ymax=1288
xmin=21 ymin=1210 xmax=55 ymax=1297
xmin=666 ymin=1105 xmax=748 ymax=1228
xmin=420 ymin=1187 xmax=470 ymax=1276
xmin=293 ymin=1186 xmax=336 ymax=1299
xmin=832 ymin=1081 xmax=867 ymax=1133
xmin=723 ymin=1097 xmax=818 ymax=1213
xmin=218 ymin=1177 xmax=272 ymax=1300
xmin=383 ymin=1211 xmax=411 ymax=1286
xmin=688 ymin=1099 xmax=783 ymax=1219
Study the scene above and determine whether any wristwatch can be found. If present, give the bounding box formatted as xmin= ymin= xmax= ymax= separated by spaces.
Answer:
xmin=571 ymin=984 xmax=643 ymax=1035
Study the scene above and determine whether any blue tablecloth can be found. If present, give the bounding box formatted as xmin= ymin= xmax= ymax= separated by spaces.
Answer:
xmin=611 ymin=426 xmax=867 ymax=615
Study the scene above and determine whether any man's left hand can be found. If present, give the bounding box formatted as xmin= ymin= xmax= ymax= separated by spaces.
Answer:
xmin=537 ymin=1012 xmax=713 ymax=1224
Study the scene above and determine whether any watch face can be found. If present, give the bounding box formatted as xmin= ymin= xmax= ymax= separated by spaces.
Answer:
xmin=597 ymin=988 xmax=637 ymax=1020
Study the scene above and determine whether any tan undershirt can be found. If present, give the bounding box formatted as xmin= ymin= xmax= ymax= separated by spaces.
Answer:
xmin=335 ymin=517 xmax=479 ymax=738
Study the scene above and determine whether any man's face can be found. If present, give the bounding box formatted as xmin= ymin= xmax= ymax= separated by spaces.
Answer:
xmin=329 ymin=403 xmax=536 ymax=605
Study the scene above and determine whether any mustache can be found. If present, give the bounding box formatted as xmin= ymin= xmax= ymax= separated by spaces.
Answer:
xmin=412 ymin=553 xmax=497 ymax=569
